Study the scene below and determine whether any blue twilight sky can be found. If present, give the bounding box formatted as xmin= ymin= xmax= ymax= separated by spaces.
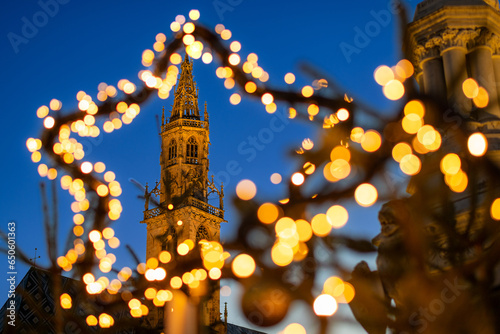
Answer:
xmin=0 ymin=0 xmax=420 ymax=332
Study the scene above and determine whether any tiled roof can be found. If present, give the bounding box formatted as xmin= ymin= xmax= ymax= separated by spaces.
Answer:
xmin=227 ymin=323 xmax=267 ymax=334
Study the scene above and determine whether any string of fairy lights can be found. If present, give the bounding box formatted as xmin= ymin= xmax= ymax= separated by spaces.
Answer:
xmin=24 ymin=7 xmax=500 ymax=333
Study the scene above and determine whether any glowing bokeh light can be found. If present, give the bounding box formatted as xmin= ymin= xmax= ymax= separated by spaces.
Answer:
xmin=330 ymin=159 xmax=350 ymax=180
xmin=337 ymin=108 xmax=349 ymax=121
xmin=189 ymin=9 xmax=200 ymax=20
xmin=236 ymin=179 xmax=257 ymax=200
xmin=270 ymin=173 xmax=282 ymax=184
xmin=283 ymin=323 xmax=306 ymax=334
xmin=232 ymin=254 xmax=256 ymax=278
xmin=323 ymin=276 xmax=344 ymax=297
xmin=392 ymin=142 xmax=412 ymax=162
xmin=311 ymin=213 xmax=332 ymax=237
xmin=402 ymin=114 xmax=422 ymax=134
xmin=383 ymin=79 xmax=405 ymax=100
xmin=229 ymin=93 xmax=241 ymax=105
xmin=440 ymin=153 xmax=461 ymax=175
xmin=284 ymin=73 xmax=295 ymax=84
xmin=473 ymin=87 xmax=489 ymax=108
xmin=468 ymin=132 xmax=487 ymax=157
xmin=291 ymin=172 xmax=305 ymax=186
xmin=44 ymin=116 xmax=55 ymax=129
xmin=399 ymin=154 xmax=421 ymax=175
xmin=374 ymin=65 xmax=394 ymax=86
xmin=301 ymin=86 xmax=314 ymax=97
xmin=313 ymin=294 xmax=338 ymax=316
xmin=326 ymin=205 xmax=348 ymax=228
xmin=361 ymin=130 xmax=382 ymax=152
xmin=261 ymin=93 xmax=273 ymax=105
xmin=257 ymin=203 xmax=279 ymax=224
xmin=354 ymin=183 xmax=378 ymax=207
xmin=396 ymin=59 xmax=414 ymax=78
xmin=271 ymin=243 xmax=294 ymax=266
xmin=404 ymin=100 xmax=425 ymax=118
xmin=462 ymin=78 xmax=479 ymax=98
xmin=491 ymin=198 xmax=500 ymax=220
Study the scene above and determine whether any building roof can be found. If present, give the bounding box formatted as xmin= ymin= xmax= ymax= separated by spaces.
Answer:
xmin=0 ymin=267 xmax=96 ymax=333
xmin=226 ymin=323 xmax=267 ymax=334
xmin=414 ymin=0 xmax=499 ymax=20
xmin=0 ymin=267 xmax=136 ymax=334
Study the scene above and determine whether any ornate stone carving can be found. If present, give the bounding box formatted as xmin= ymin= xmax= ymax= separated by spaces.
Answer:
xmin=441 ymin=28 xmax=459 ymax=48
xmin=485 ymin=32 xmax=500 ymax=54
xmin=439 ymin=28 xmax=480 ymax=50
xmin=457 ymin=29 xmax=481 ymax=48
xmin=467 ymin=28 xmax=498 ymax=51
xmin=413 ymin=37 xmax=442 ymax=64
xmin=412 ymin=44 xmax=427 ymax=70
xmin=425 ymin=36 xmax=444 ymax=49
xmin=412 ymin=28 xmax=499 ymax=66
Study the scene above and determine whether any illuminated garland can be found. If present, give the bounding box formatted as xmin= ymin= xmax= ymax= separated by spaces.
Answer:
xmin=19 ymin=7 xmax=500 ymax=333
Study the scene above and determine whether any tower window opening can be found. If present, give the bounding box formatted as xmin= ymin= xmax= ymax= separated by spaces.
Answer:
xmin=186 ymin=137 xmax=198 ymax=164
xmin=183 ymin=100 xmax=198 ymax=119
xmin=168 ymin=140 xmax=177 ymax=159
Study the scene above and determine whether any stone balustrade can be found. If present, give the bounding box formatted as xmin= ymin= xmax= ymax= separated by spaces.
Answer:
xmin=143 ymin=196 xmax=224 ymax=220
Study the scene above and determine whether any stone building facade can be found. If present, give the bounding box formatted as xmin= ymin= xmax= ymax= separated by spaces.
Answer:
xmin=408 ymin=0 xmax=500 ymax=145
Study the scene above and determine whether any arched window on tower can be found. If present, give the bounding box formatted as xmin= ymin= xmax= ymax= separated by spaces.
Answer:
xmin=196 ymin=225 xmax=210 ymax=243
xmin=162 ymin=226 xmax=177 ymax=255
xmin=168 ymin=139 xmax=177 ymax=166
xmin=186 ymin=137 xmax=198 ymax=164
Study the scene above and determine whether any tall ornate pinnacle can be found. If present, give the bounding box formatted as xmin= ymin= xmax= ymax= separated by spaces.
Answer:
xmin=169 ymin=54 xmax=200 ymax=122
xmin=204 ymin=101 xmax=208 ymax=122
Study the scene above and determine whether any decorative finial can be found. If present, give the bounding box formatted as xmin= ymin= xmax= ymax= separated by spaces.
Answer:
xmin=219 ymin=182 xmax=224 ymax=210
xmin=144 ymin=183 xmax=150 ymax=211
xmin=204 ymin=102 xmax=208 ymax=122
xmin=161 ymin=106 xmax=165 ymax=125
xmin=30 ymin=248 xmax=40 ymax=268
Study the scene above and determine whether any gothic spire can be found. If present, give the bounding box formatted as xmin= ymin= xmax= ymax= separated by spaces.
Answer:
xmin=169 ymin=54 xmax=200 ymax=121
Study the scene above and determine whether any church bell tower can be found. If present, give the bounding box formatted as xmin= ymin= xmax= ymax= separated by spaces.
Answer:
xmin=141 ymin=54 xmax=225 ymax=328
